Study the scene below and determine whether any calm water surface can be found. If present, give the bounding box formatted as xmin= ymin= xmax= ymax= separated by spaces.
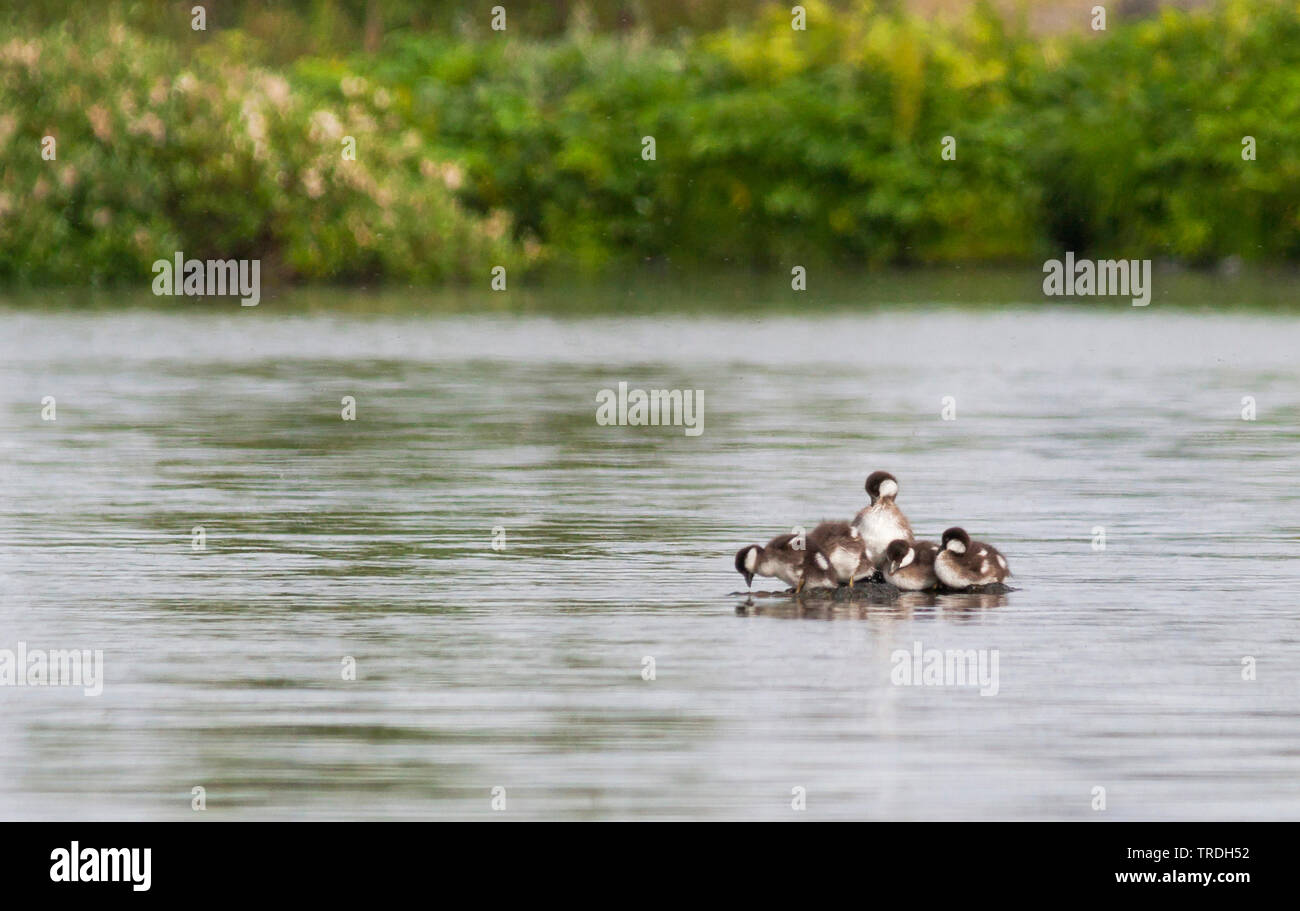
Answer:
xmin=2 ymin=300 xmax=1298 ymax=819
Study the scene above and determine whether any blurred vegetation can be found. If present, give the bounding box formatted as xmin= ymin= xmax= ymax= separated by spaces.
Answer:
xmin=0 ymin=0 xmax=1296 ymax=284
xmin=1017 ymin=0 xmax=1300 ymax=263
xmin=0 ymin=19 xmax=526 ymax=283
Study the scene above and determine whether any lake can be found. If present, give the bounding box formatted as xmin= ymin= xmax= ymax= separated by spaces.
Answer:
xmin=2 ymin=283 xmax=1298 ymax=820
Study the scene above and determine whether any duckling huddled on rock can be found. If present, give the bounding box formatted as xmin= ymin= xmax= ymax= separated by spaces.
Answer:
xmin=806 ymin=521 xmax=868 ymax=590
xmin=882 ymin=539 xmax=940 ymax=591
xmin=733 ymin=471 xmax=1013 ymax=595
xmin=796 ymin=546 xmax=844 ymax=593
xmin=934 ymin=527 xmax=1012 ymax=589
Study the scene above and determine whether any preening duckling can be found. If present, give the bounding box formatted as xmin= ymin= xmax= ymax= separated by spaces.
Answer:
xmin=852 ymin=470 xmax=914 ymax=570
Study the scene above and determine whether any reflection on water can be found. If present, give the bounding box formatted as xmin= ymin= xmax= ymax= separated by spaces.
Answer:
xmin=1 ymin=299 xmax=1299 ymax=819
xmin=738 ymin=590 xmax=1012 ymax=619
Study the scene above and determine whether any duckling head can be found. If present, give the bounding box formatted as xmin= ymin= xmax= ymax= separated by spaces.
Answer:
xmin=734 ymin=545 xmax=760 ymax=588
xmin=884 ymin=539 xmax=914 ymax=574
xmin=941 ymin=527 xmax=971 ymax=554
xmin=865 ymin=470 xmax=900 ymax=504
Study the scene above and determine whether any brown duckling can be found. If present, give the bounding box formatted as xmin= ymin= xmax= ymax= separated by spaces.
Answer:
xmin=934 ymin=527 xmax=1012 ymax=589
xmin=852 ymin=470 xmax=914 ymax=570
xmin=735 ymin=532 xmax=806 ymax=590
xmin=807 ymin=520 xmax=868 ymax=589
xmin=882 ymin=539 xmax=940 ymax=591
xmin=795 ymin=545 xmax=842 ymax=594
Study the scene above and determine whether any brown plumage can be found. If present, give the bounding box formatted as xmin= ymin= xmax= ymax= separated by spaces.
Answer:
xmin=852 ymin=470 xmax=914 ymax=569
xmin=795 ymin=545 xmax=842 ymax=593
xmin=882 ymin=539 xmax=940 ymax=591
xmin=735 ymin=533 xmax=805 ymax=589
xmin=807 ymin=520 xmax=868 ymax=587
xmin=933 ymin=527 xmax=1011 ymax=589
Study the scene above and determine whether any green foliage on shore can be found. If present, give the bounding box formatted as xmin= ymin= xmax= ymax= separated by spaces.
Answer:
xmin=305 ymin=0 xmax=1039 ymax=269
xmin=1018 ymin=1 xmax=1300 ymax=263
xmin=0 ymin=23 xmax=526 ymax=283
xmin=1 ymin=0 xmax=1297 ymax=284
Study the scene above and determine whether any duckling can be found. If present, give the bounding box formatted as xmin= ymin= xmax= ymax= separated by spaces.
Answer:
xmin=735 ymin=533 xmax=806 ymax=590
xmin=933 ymin=527 xmax=1011 ymax=590
xmin=795 ymin=546 xmax=841 ymax=594
xmin=882 ymin=539 xmax=940 ymax=591
xmin=852 ymin=470 xmax=914 ymax=569
xmin=807 ymin=520 xmax=867 ymax=589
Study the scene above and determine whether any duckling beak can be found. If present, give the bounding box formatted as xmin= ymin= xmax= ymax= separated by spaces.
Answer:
xmin=743 ymin=571 xmax=754 ymax=588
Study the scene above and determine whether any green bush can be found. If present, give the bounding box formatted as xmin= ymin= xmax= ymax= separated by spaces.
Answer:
xmin=0 ymin=22 xmax=526 ymax=284
xmin=331 ymin=0 xmax=1038 ymax=269
xmin=1015 ymin=0 xmax=1300 ymax=262
xmin=4 ymin=0 xmax=1300 ymax=284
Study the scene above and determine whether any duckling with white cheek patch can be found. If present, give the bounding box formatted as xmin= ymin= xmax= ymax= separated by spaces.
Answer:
xmin=934 ymin=527 xmax=1011 ymax=589
xmin=807 ymin=520 xmax=867 ymax=590
xmin=851 ymin=470 xmax=914 ymax=571
xmin=735 ymin=533 xmax=806 ymax=590
xmin=883 ymin=539 xmax=940 ymax=591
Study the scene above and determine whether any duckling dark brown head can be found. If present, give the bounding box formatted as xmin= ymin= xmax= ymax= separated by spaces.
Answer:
xmin=865 ymin=470 xmax=900 ymax=504
xmin=735 ymin=545 xmax=759 ymax=588
xmin=884 ymin=538 xmax=912 ymax=573
xmin=941 ymin=527 xmax=972 ymax=554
